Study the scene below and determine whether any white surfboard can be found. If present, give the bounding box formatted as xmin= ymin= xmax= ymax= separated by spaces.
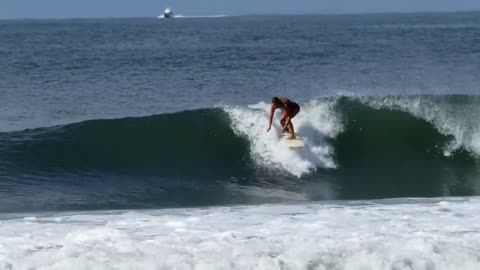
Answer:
xmin=281 ymin=134 xmax=305 ymax=148
xmin=283 ymin=138 xmax=305 ymax=148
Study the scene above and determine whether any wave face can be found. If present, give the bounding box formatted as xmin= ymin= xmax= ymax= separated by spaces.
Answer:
xmin=0 ymin=109 xmax=250 ymax=176
xmin=1 ymin=95 xmax=480 ymax=212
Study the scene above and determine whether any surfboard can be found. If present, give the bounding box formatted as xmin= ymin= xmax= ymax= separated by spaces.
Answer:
xmin=281 ymin=134 xmax=305 ymax=148
xmin=283 ymin=138 xmax=305 ymax=148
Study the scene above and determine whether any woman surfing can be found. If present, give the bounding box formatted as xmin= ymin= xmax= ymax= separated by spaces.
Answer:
xmin=266 ymin=97 xmax=300 ymax=139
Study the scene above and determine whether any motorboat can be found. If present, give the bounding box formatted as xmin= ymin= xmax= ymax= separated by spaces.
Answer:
xmin=164 ymin=8 xmax=173 ymax=18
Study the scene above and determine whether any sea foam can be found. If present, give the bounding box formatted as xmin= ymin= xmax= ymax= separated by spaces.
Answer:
xmin=225 ymin=99 xmax=342 ymax=177
xmin=1 ymin=198 xmax=480 ymax=269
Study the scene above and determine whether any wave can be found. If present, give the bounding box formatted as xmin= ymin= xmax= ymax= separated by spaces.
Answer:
xmin=227 ymin=95 xmax=480 ymax=175
xmin=1 ymin=95 xmax=480 ymax=211
xmin=157 ymin=14 xmax=227 ymax=19
xmin=0 ymin=109 xmax=252 ymax=177
xmin=2 ymin=95 xmax=479 ymax=177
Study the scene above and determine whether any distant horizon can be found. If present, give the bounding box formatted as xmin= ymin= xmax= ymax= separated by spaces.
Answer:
xmin=2 ymin=0 xmax=480 ymax=20
xmin=1 ymin=9 xmax=480 ymax=21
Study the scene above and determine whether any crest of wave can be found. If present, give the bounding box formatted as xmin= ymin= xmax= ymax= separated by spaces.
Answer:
xmin=359 ymin=95 xmax=480 ymax=157
xmin=224 ymin=99 xmax=342 ymax=177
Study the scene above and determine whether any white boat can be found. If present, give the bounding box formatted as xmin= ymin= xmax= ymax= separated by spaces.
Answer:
xmin=163 ymin=8 xmax=173 ymax=18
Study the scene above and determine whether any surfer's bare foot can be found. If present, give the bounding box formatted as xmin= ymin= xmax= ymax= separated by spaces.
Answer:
xmin=287 ymin=135 xmax=296 ymax=140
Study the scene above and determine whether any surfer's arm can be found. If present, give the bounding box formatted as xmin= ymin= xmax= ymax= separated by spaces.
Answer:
xmin=267 ymin=106 xmax=275 ymax=132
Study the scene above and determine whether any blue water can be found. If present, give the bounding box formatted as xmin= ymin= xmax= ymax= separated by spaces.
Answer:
xmin=2 ymin=13 xmax=479 ymax=131
xmin=1 ymin=12 xmax=480 ymax=212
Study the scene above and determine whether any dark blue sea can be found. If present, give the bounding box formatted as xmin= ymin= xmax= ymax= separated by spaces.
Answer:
xmin=1 ymin=12 xmax=480 ymax=269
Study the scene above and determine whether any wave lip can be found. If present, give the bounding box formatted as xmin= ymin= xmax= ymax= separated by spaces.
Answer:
xmin=356 ymin=95 xmax=480 ymax=157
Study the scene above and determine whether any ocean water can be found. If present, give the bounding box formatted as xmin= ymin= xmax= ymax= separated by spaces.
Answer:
xmin=1 ymin=12 xmax=480 ymax=269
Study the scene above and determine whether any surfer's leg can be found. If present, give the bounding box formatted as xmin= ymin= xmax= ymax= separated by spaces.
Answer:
xmin=286 ymin=105 xmax=299 ymax=139
xmin=287 ymin=105 xmax=299 ymax=139
xmin=287 ymin=121 xmax=296 ymax=139
xmin=280 ymin=112 xmax=289 ymax=133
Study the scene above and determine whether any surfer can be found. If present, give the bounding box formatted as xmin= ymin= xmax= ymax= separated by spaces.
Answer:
xmin=266 ymin=97 xmax=300 ymax=139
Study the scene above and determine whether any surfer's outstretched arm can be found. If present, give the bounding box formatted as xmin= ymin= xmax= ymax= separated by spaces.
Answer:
xmin=267 ymin=105 xmax=275 ymax=132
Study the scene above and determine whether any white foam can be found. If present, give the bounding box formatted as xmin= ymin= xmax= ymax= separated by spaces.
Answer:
xmin=224 ymin=99 xmax=342 ymax=176
xmin=224 ymin=96 xmax=480 ymax=175
xmin=359 ymin=96 xmax=480 ymax=157
xmin=158 ymin=14 xmax=226 ymax=19
xmin=1 ymin=198 xmax=480 ymax=269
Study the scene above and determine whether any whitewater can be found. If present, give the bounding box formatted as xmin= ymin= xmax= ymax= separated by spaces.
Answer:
xmin=226 ymin=95 xmax=480 ymax=177
xmin=2 ymin=198 xmax=480 ymax=269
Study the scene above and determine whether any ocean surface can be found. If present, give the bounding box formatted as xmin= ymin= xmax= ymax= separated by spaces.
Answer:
xmin=1 ymin=12 xmax=480 ymax=269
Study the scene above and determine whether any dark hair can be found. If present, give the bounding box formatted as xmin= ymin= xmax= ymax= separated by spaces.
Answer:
xmin=272 ymin=97 xmax=282 ymax=105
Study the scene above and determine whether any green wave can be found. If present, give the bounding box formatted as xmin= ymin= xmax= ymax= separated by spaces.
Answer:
xmin=1 ymin=95 xmax=479 ymax=212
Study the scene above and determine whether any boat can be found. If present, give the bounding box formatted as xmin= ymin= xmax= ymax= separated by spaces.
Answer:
xmin=164 ymin=8 xmax=173 ymax=18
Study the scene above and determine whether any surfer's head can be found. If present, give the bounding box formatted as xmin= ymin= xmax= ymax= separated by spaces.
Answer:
xmin=272 ymin=97 xmax=282 ymax=107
